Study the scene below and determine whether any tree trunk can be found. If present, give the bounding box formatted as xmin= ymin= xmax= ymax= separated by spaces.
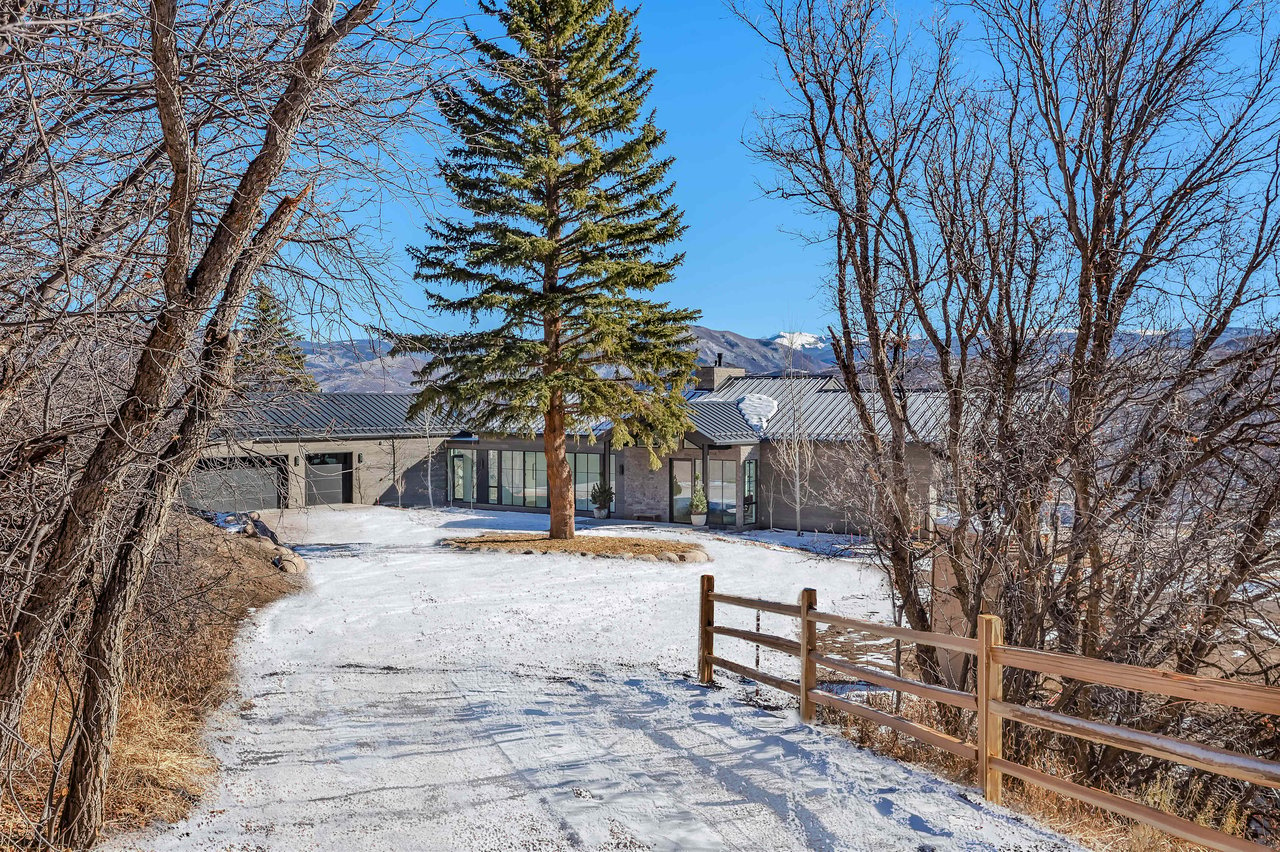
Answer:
xmin=544 ymin=393 xmax=574 ymax=540
xmin=55 ymin=498 xmax=160 ymax=849
xmin=55 ymin=189 xmax=302 ymax=848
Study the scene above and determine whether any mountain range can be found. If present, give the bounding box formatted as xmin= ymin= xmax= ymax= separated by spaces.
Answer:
xmin=302 ymin=325 xmax=1265 ymax=393
xmin=301 ymin=327 xmax=839 ymax=392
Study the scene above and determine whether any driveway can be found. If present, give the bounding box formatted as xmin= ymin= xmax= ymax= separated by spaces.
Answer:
xmin=103 ymin=506 xmax=1075 ymax=851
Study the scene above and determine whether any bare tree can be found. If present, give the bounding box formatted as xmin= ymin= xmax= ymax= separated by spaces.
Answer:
xmin=0 ymin=0 xmax=458 ymax=844
xmin=743 ymin=0 xmax=1280 ymax=824
xmin=766 ymin=345 xmax=818 ymax=536
xmin=737 ymin=0 xmax=966 ymax=686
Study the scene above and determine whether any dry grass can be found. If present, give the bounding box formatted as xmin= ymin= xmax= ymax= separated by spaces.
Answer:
xmin=442 ymin=532 xmax=707 ymax=558
xmin=1 ymin=512 xmax=304 ymax=846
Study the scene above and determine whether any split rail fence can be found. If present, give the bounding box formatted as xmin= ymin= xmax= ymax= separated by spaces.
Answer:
xmin=696 ymin=574 xmax=1280 ymax=852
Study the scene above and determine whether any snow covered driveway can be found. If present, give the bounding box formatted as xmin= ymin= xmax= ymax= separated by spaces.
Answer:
xmin=106 ymin=507 xmax=1075 ymax=851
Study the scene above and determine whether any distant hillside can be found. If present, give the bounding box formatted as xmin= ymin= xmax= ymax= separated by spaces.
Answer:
xmin=302 ymin=325 xmax=1263 ymax=392
xmin=303 ymin=326 xmax=839 ymax=392
xmin=689 ymin=326 xmax=835 ymax=374
xmin=299 ymin=339 xmax=431 ymax=393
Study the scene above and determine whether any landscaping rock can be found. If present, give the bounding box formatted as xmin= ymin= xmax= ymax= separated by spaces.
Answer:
xmin=438 ymin=535 xmax=711 ymax=564
xmin=274 ymin=549 xmax=307 ymax=574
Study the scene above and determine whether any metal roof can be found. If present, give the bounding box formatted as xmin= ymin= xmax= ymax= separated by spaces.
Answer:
xmin=696 ymin=375 xmax=952 ymax=444
xmin=228 ymin=393 xmax=447 ymax=441
xmin=230 ymin=376 xmax=1020 ymax=446
xmin=685 ymin=400 xmax=760 ymax=444
xmin=229 ymin=392 xmax=609 ymax=442
xmin=694 ymin=374 xmax=1048 ymax=445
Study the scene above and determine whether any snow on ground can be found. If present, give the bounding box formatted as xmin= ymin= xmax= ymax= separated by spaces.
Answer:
xmin=104 ymin=506 xmax=1076 ymax=852
xmin=715 ymin=526 xmax=878 ymax=561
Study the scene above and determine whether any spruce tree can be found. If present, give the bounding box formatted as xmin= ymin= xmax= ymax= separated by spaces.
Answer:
xmin=237 ymin=284 xmax=319 ymax=393
xmin=394 ymin=0 xmax=698 ymax=539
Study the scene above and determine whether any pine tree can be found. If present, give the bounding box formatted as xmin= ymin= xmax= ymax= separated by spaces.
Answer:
xmin=393 ymin=0 xmax=699 ymax=539
xmin=237 ymin=284 xmax=319 ymax=393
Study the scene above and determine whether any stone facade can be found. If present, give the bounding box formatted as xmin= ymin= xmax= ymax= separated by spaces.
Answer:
xmin=613 ymin=443 xmax=759 ymax=527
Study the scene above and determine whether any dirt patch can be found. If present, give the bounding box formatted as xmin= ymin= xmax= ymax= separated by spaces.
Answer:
xmin=441 ymin=532 xmax=711 ymax=562
xmin=2 ymin=511 xmax=305 ymax=844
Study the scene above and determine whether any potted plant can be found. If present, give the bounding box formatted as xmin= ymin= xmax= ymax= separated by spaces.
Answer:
xmin=689 ymin=479 xmax=708 ymax=526
xmin=590 ymin=481 xmax=613 ymax=520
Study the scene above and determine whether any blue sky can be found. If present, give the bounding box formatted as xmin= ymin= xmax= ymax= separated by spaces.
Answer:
xmin=371 ymin=1 xmax=835 ymax=341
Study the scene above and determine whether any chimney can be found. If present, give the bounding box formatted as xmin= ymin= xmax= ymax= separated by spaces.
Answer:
xmin=694 ymin=357 xmax=746 ymax=391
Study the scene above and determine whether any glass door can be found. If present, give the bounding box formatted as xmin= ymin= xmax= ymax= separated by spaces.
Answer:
xmin=670 ymin=459 xmax=695 ymax=523
xmin=450 ymin=449 xmax=475 ymax=502
xmin=707 ymin=459 xmax=737 ymax=526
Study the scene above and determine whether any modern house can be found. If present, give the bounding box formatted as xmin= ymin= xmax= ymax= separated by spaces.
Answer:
xmin=185 ymin=365 xmax=948 ymax=533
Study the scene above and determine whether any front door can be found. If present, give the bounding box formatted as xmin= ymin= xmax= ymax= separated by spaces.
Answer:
xmin=670 ymin=459 xmax=696 ymax=524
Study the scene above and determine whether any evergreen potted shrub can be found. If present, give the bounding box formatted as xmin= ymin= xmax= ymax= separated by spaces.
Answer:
xmin=590 ymin=482 xmax=613 ymax=520
xmin=690 ymin=480 xmax=708 ymax=527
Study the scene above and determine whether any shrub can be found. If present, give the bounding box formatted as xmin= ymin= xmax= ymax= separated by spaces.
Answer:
xmin=690 ymin=481 xmax=708 ymax=515
xmin=590 ymin=481 xmax=614 ymax=510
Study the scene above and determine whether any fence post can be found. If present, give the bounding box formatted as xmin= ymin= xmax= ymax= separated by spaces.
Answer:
xmin=798 ymin=587 xmax=818 ymax=722
xmin=698 ymin=575 xmax=715 ymax=684
xmin=977 ymin=613 xmax=1005 ymax=805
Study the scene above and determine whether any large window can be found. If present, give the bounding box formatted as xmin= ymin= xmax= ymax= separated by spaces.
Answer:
xmin=450 ymin=449 xmax=476 ymax=502
xmin=707 ymin=459 xmax=737 ymax=526
xmin=472 ymin=449 xmax=604 ymax=510
xmin=497 ymin=450 xmax=549 ymax=508
xmin=567 ymin=453 xmax=602 ymax=511
xmin=743 ymin=459 xmax=758 ymax=524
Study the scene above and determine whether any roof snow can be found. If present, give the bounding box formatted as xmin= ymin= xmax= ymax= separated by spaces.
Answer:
xmin=737 ymin=393 xmax=778 ymax=434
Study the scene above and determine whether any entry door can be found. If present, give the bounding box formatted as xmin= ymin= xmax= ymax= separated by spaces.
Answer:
xmin=306 ymin=452 xmax=353 ymax=506
xmin=670 ymin=459 xmax=696 ymax=524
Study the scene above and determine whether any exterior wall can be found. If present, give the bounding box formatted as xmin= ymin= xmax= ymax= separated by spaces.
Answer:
xmin=195 ymin=431 xmax=939 ymax=534
xmin=198 ymin=436 xmax=449 ymax=509
xmin=614 ymin=445 xmax=677 ymax=522
xmin=757 ymin=441 xmax=936 ymax=535
xmin=365 ymin=437 xmax=450 ymax=506
xmin=614 ymin=442 xmax=760 ymax=528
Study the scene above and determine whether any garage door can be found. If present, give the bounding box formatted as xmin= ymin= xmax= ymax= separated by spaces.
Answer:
xmin=305 ymin=452 xmax=353 ymax=506
xmin=182 ymin=457 xmax=286 ymax=513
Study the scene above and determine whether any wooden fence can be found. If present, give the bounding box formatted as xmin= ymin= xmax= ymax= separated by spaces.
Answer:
xmin=696 ymin=575 xmax=1280 ymax=852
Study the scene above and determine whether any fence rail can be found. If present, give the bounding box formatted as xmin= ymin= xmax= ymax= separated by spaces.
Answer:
xmin=695 ymin=574 xmax=1280 ymax=852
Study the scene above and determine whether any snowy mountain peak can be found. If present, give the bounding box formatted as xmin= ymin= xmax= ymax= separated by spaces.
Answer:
xmin=771 ymin=331 xmax=829 ymax=350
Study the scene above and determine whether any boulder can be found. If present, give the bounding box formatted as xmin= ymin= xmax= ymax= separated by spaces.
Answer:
xmin=274 ymin=549 xmax=307 ymax=574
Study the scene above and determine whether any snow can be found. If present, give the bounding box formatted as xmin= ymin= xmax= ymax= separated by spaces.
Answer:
xmin=736 ymin=393 xmax=778 ymax=434
xmin=103 ymin=506 xmax=1076 ymax=852
xmin=771 ymin=331 xmax=828 ymax=350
